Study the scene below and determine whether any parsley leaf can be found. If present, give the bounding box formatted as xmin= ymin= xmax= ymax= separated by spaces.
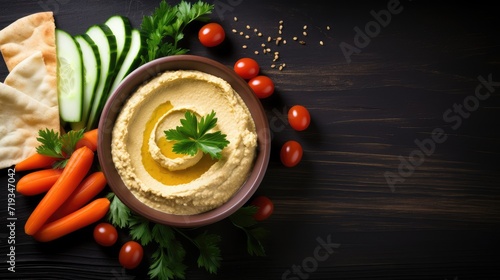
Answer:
xmin=35 ymin=128 xmax=85 ymax=168
xmin=140 ymin=0 xmax=214 ymax=63
xmin=106 ymin=192 xmax=131 ymax=228
xmin=194 ymin=231 xmax=222 ymax=274
xmin=229 ymin=206 xmax=269 ymax=257
xmin=164 ymin=110 xmax=230 ymax=160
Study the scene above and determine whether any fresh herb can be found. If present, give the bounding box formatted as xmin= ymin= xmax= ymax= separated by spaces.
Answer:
xmin=140 ymin=0 xmax=214 ymax=63
xmin=229 ymin=206 xmax=269 ymax=256
xmin=164 ymin=110 xmax=230 ymax=160
xmin=106 ymin=193 xmax=223 ymax=279
xmin=35 ymin=128 xmax=84 ymax=168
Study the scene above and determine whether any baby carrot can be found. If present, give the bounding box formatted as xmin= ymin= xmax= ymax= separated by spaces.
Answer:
xmin=33 ymin=197 xmax=110 ymax=242
xmin=76 ymin=128 xmax=98 ymax=151
xmin=15 ymin=153 xmax=57 ymax=171
xmin=24 ymin=146 xmax=94 ymax=236
xmin=16 ymin=168 xmax=64 ymax=196
xmin=48 ymin=171 xmax=107 ymax=222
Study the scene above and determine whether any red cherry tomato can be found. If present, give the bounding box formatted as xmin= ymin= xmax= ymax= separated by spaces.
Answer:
xmin=234 ymin=58 xmax=260 ymax=80
xmin=119 ymin=241 xmax=144 ymax=269
xmin=288 ymin=105 xmax=311 ymax=131
xmin=250 ymin=196 xmax=274 ymax=221
xmin=198 ymin=22 xmax=225 ymax=47
xmin=93 ymin=222 xmax=118 ymax=247
xmin=280 ymin=140 xmax=303 ymax=167
xmin=248 ymin=75 xmax=274 ymax=98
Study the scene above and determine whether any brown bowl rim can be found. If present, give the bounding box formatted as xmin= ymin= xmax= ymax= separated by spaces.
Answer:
xmin=97 ymin=55 xmax=271 ymax=228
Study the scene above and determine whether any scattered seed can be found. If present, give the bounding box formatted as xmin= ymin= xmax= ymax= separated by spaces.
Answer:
xmin=326 ymin=25 xmax=331 ymax=30
xmin=283 ymin=39 xmax=287 ymax=44
xmin=279 ymin=65 xmax=283 ymax=71
xmin=239 ymin=31 xmax=244 ymax=36
xmin=245 ymin=35 xmax=250 ymax=39
xmin=299 ymin=40 xmax=306 ymax=45
xmin=254 ymin=28 xmax=258 ymax=33
xmin=231 ymin=29 xmax=237 ymax=33
xmin=303 ymin=31 xmax=307 ymax=36
xmin=279 ymin=20 xmax=284 ymax=24
xmin=279 ymin=25 xmax=283 ymax=30
xmin=278 ymin=30 xmax=282 ymax=35
xmin=254 ymin=50 xmax=259 ymax=55
xmin=267 ymin=36 xmax=272 ymax=42
xmin=242 ymin=45 xmax=247 ymax=49
xmin=246 ymin=25 xmax=251 ymax=30
xmin=293 ymin=36 xmax=298 ymax=41
xmin=320 ymin=40 xmax=324 ymax=46
xmin=234 ymin=16 xmax=238 ymax=22
xmin=261 ymin=43 xmax=266 ymax=47
xmin=263 ymin=48 xmax=267 ymax=54
xmin=257 ymin=32 xmax=263 ymax=37
xmin=266 ymin=48 xmax=271 ymax=52
xmin=303 ymin=25 xmax=308 ymax=30
xmin=271 ymin=64 xmax=276 ymax=68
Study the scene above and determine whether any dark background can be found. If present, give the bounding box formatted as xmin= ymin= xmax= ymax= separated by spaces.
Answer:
xmin=1 ymin=0 xmax=499 ymax=279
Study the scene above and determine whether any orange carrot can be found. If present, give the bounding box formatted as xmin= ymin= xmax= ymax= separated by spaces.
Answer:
xmin=76 ymin=128 xmax=98 ymax=151
xmin=15 ymin=153 xmax=57 ymax=171
xmin=24 ymin=146 xmax=94 ymax=236
xmin=33 ymin=197 xmax=110 ymax=242
xmin=47 ymin=171 xmax=107 ymax=222
xmin=16 ymin=168 xmax=64 ymax=196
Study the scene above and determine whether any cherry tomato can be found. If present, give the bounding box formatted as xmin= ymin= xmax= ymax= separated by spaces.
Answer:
xmin=198 ymin=22 xmax=225 ymax=47
xmin=288 ymin=105 xmax=311 ymax=131
xmin=119 ymin=241 xmax=144 ymax=269
xmin=280 ymin=140 xmax=303 ymax=167
xmin=234 ymin=57 xmax=260 ymax=80
xmin=93 ymin=222 xmax=118 ymax=247
xmin=248 ymin=75 xmax=274 ymax=98
xmin=250 ymin=196 xmax=274 ymax=221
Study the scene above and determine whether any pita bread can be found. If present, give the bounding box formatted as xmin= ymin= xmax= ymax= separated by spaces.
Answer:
xmin=4 ymin=51 xmax=57 ymax=108
xmin=0 ymin=12 xmax=56 ymax=77
xmin=0 ymin=82 xmax=59 ymax=169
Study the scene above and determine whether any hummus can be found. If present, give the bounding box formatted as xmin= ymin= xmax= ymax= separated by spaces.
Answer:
xmin=111 ymin=70 xmax=258 ymax=215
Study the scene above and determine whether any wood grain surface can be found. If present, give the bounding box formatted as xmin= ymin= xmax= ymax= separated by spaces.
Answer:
xmin=1 ymin=0 xmax=499 ymax=279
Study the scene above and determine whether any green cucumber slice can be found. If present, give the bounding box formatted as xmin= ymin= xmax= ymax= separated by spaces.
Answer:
xmin=56 ymin=29 xmax=83 ymax=123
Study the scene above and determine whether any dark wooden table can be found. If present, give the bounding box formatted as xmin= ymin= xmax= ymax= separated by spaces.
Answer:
xmin=1 ymin=0 xmax=499 ymax=279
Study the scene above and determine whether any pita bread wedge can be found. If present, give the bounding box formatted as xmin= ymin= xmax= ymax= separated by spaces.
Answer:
xmin=0 ymin=12 xmax=56 ymax=77
xmin=0 ymin=82 xmax=59 ymax=169
xmin=4 ymin=51 xmax=57 ymax=108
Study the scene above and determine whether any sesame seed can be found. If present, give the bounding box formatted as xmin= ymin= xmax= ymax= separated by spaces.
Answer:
xmin=279 ymin=25 xmax=283 ymax=30
xmin=303 ymin=25 xmax=308 ymax=30
xmin=279 ymin=20 xmax=284 ymax=24
xmin=242 ymin=45 xmax=247 ymax=49
xmin=254 ymin=50 xmax=259 ymax=55
xmin=245 ymin=35 xmax=250 ymax=39
xmin=279 ymin=65 xmax=283 ymax=71
xmin=266 ymin=48 xmax=271 ymax=52
xmin=246 ymin=25 xmax=251 ymax=30
xmin=254 ymin=28 xmax=258 ymax=33
xmin=326 ymin=25 xmax=331 ymax=30
xmin=278 ymin=30 xmax=282 ymax=35
xmin=232 ymin=29 xmax=237 ymax=33
xmin=267 ymin=36 xmax=272 ymax=42
xmin=257 ymin=32 xmax=263 ymax=37
xmin=283 ymin=40 xmax=287 ymax=44
xmin=293 ymin=36 xmax=298 ymax=41
xmin=234 ymin=16 xmax=238 ymax=22
xmin=239 ymin=31 xmax=244 ymax=36
xmin=299 ymin=40 xmax=306 ymax=45
xmin=271 ymin=64 xmax=276 ymax=68
xmin=320 ymin=40 xmax=324 ymax=46
xmin=303 ymin=31 xmax=307 ymax=36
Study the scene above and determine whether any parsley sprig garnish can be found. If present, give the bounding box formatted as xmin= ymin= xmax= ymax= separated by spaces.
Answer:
xmin=35 ymin=128 xmax=84 ymax=168
xmin=164 ymin=110 xmax=230 ymax=160
xmin=106 ymin=193 xmax=268 ymax=279
xmin=140 ymin=0 xmax=214 ymax=63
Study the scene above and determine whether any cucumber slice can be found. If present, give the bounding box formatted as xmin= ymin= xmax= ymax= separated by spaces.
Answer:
xmin=85 ymin=24 xmax=117 ymax=129
xmin=104 ymin=15 xmax=132 ymax=66
xmin=71 ymin=34 xmax=101 ymax=131
xmin=56 ymin=29 xmax=83 ymax=123
xmin=109 ymin=29 xmax=145 ymax=94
